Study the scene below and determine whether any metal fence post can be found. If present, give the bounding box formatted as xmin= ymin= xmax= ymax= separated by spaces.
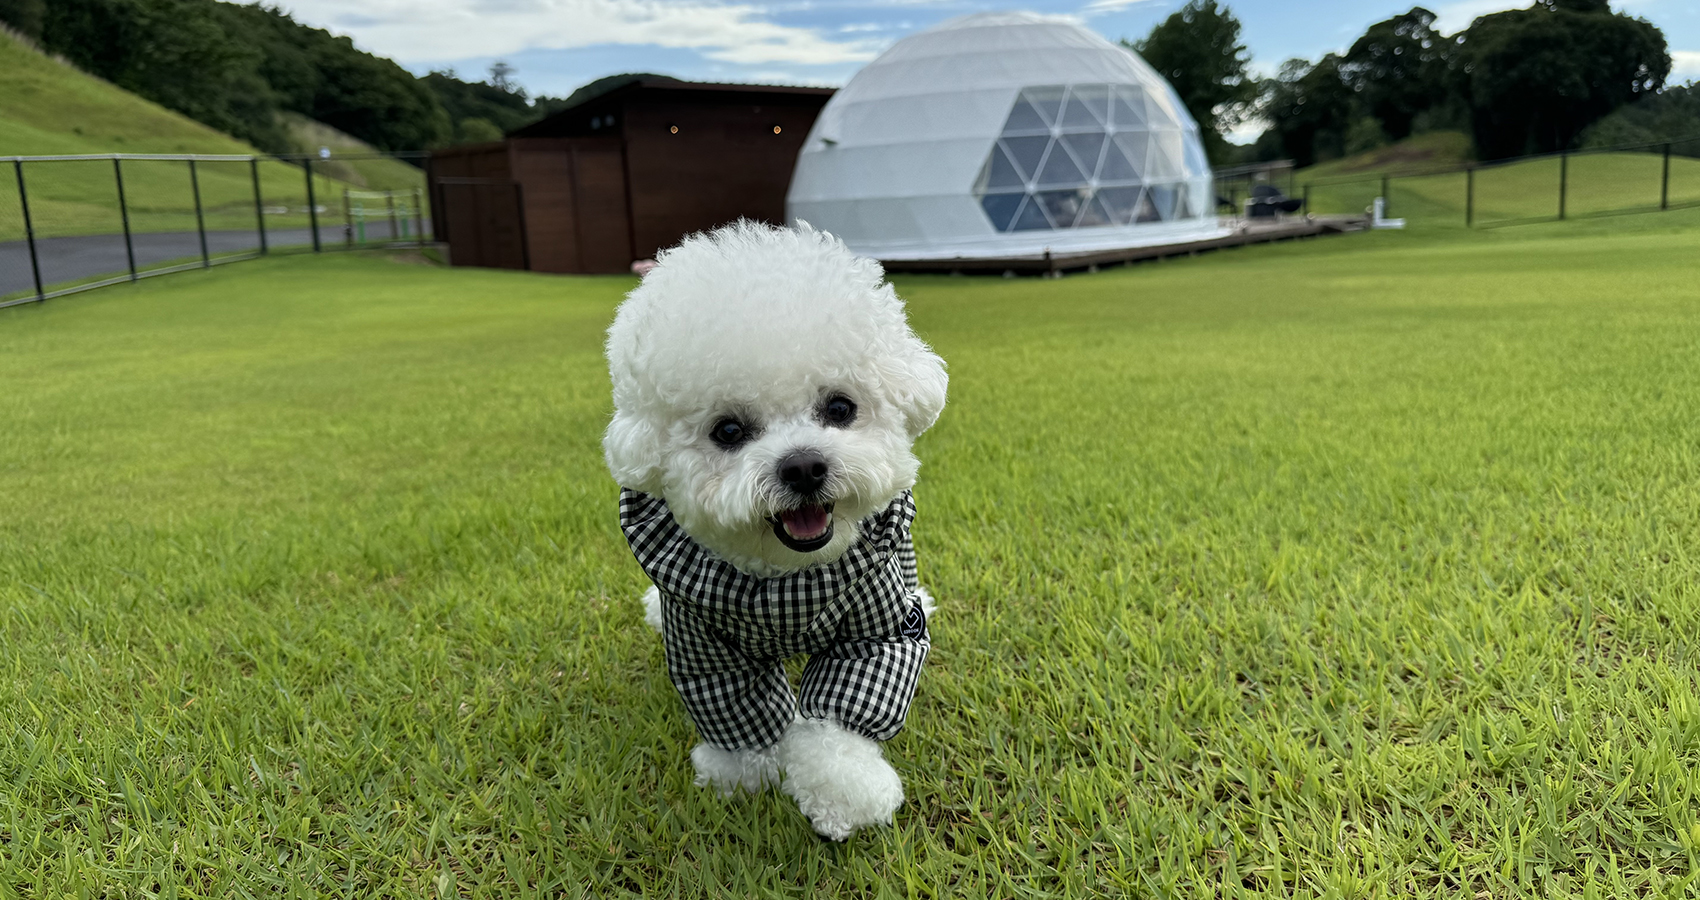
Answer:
xmin=1302 ymin=182 xmax=1311 ymax=216
xmin=386 ymin=190 xmax=398 ymax=241
xmin=1558 ymin=151 xmax=1568 ymax=221
xmin=114 ymin=158 xmax=137 ymax=282
xmin=189 ymin=158 xmax=210 ymax=267
xmin=343 ymin=188 xmax=353 ymax=247
xmin=1381 ymin=174 xmax=1390 ymax=217
xmin=305 ymin=159 xmax=321 ymax=252
xmin=413 ymin=186 xmax=425 ymax=248
xmin=14 ymin=160 xmax=43 ymax=302
xmin=1466 ymin=166 xmax=1475 ymax=227
xmin=250 ymin=157 xmax=268 ymax=255
xmin=1662 ymin=143 xmax=1671 ymax=211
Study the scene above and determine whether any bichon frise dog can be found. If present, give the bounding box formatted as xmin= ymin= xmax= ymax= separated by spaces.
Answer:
xmin=603 ymin=221 xmax=948 ymax=841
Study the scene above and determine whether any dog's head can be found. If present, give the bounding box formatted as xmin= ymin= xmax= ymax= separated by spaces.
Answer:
xmin=604 ymin=221 xmax=948 ymax=574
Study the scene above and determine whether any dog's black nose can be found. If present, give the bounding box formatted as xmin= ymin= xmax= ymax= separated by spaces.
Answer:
xmin=778 ymin=451 xmax=829 ymax=495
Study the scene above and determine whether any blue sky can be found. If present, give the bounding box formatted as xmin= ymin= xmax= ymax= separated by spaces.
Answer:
xmin=279 ymin=0 xmax=1698 ymax=131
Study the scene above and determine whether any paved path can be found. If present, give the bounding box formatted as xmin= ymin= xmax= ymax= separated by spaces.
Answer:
xmin=1 ymin=225 xmax=420 ymax=299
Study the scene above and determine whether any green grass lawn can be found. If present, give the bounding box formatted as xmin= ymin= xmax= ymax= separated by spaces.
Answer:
xmin=1302 ymin=148 xmax=1700 ymax=230
xmin=5 ymin=215 xmax=1700 ymax=896
xmin=0 ymin=32 xmax=425 ymax=242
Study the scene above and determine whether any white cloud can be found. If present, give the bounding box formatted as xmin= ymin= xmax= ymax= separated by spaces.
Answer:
xmin=1673 ymin=50 xmax=1700 ymax=82
xmin=277 ymin=0 xmax=882 ymax=67
xmin=1432 ymin=0 xmax=1524 ymax=34
xmin=1079 ymin=0 xmax=1157 ymax=16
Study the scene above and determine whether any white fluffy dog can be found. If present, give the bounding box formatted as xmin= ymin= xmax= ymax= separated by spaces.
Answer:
xmin=603 ymin=221 xmax=948 ymax=840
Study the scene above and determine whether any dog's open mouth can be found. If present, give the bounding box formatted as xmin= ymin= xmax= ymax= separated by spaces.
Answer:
xmin=769 ymin=502 xmax=834 ymax=552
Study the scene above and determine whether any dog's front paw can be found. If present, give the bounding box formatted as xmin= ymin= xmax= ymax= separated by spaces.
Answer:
xmin=690 ymin=742 xmax=780 ymax=797
xmin=915 ymin=585 xmax=938 ymax=619
xmin=777 ymin=718 xmax=903 ymax=841
xmin=639 ymin=585 xmax=664 ymax=633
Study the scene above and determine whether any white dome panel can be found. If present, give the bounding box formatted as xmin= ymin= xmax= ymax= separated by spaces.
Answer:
xmin=788 ymin=11 xmax=1225 ymax=261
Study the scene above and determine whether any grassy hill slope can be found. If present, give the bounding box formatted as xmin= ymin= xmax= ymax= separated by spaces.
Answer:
xmin=1296 ymin=130 xmax=1700 ymax=229
xmin=0 ymin=30 xmax=425 ymax=242
xmin=0 ymin=28 xmax=261 ymax=156
xmin=1297 ymin=131 xmax=1475 ymax=182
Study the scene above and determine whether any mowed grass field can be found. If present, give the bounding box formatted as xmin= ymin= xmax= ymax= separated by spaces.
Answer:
xmin=5 ymin=214 xmax=1700 ymax=896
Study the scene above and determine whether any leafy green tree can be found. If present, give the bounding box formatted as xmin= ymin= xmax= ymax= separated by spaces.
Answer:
xmin=1260 ymin=54 xmax=1356 ymax=167
xmin=1125 ymin=0 xmax=1257 ymax=164
xmin=1341 ymin=7 xmax=1456 ymax=141
xmin=304 ymin=33 xmax=449 ymax=151
xmin=1461 ymin=0 xmax=1669 ymax=158
xmin=42 ymin=0 xmax=288 ymax=151
xmin=1579 ymin=83 xmax=1700 ymax=149
xmin=456 ymin=117 xmax=504 ymax=143
xmin=35 ymin=0 xmax=456 ymax=153
xmin=0 ymin=0 xmax=45 ymax=39
xmin=423 ymin=71 xmax=535 ymax=138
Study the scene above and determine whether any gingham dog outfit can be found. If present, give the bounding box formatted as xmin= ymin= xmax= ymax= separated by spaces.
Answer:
xmin=619 ymin=489 xmax=930 ymax=751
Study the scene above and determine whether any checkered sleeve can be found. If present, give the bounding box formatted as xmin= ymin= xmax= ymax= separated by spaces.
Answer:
xmin=897 ymin=523 xmax=918 ymax=593
xmin=798 ymin=628 xmax=928 ymax=742
xmin=799 ymin=510 xmax=930 ymax=742
xmin=660 ymin=595 xmax=797 ymax=751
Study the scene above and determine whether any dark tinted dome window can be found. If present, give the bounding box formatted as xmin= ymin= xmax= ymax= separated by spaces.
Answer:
xmin=973 ymin=83 xmax=1210 ymax=232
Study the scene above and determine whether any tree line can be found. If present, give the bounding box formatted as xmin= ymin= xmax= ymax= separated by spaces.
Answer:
xmin=0 ymin=0 xmax=1687 ymax=168
xmin=0 ymin=0 xmax=561 ymax=154
xmin=1133 ymin=0 xmax=1681 ymax=167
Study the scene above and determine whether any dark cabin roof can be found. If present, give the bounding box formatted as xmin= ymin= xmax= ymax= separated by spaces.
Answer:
xmin=509 ymin=78 xmax=835 ymax=139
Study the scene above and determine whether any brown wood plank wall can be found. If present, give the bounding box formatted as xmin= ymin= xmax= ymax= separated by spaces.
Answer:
xmin=621 ymin=95 xmax=821 ymax=260
xmin=429 ymin=85 xmax=830 ymax=274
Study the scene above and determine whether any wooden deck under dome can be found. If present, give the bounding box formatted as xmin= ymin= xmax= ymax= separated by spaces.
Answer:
xmin=879 ymin=215 xmax=1370 ymax=276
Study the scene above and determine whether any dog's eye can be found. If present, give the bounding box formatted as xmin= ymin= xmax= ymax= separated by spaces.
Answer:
xmin=710 ymin=418 xmax=749 ymax=447
xmin=820 ymin=396 xmax=857 ymax=427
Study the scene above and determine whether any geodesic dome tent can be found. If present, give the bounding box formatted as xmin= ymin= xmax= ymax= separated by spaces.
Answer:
xmin=787 ymin=12 xmax=1225 ymax=261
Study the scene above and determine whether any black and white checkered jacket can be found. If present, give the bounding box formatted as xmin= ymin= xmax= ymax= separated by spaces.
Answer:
xmin=619 ymin=489 xmax=930 ymax=751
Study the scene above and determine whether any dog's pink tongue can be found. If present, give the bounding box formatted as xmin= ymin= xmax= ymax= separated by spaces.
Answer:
xmin=780 ymin=505 xmax=830 ymax=540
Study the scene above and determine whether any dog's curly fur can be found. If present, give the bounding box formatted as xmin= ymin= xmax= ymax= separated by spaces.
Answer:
xmin=605 ymin=221 xmax=948 ymax=839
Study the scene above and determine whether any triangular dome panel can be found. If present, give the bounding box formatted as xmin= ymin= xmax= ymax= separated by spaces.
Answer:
xmin=1095 ymin=186 xmax=1141 ymax=225
xmin=979 ymin=143 xmax=1026 ymax=191
xmin=1059 ymin=86 xmax=1106 ymax=130
xmin=1010 ymin=195 xmax=1053 ymax=231
xmin=1020 ymin=86 xmax=1066 ymax=128
xmin=981 ymin=192 xmax=1025 ymax=231
xmin=1109 ymin=85 xmax=1146 ymax=131
xmin=1001 ymin=136 xmax=1049 ymax=182
xmin=1060 ymin=132 xmax=1106 ymax=180
xmin=1035 ymin=189 xmax=1089 ymax=228
xmin=1035 ymin=141 xmax=1087 ymax=187
xmin=1002 ymin=98 xmax=1051 ymax=135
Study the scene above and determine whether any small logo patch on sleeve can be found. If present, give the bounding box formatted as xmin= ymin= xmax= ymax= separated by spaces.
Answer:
xmin=900 ymin=602 xmax=927 ymax=640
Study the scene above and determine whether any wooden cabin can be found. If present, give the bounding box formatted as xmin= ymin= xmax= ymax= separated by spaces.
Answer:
xmin=426 ymin=78 xmax=835 ymax=274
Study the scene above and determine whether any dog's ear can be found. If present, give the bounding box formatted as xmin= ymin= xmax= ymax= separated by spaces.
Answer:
xmin=604 ymin=412 xmax=666 ymax=494
xmin=885 ymin=337 xmax=949 ymax=439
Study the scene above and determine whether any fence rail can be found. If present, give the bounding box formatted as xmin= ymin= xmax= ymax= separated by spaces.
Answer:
xmin=1 ymin=151 xmax=430 ymax=309
xmin=1293 ymin=134 xmax=1700 ymax=229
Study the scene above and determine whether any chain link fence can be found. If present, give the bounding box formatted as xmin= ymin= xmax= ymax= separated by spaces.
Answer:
xmin=2 ymin=152 xmax=429 ymax=308
xmin=1299 ymin=136 xmax=1700 ymax=229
